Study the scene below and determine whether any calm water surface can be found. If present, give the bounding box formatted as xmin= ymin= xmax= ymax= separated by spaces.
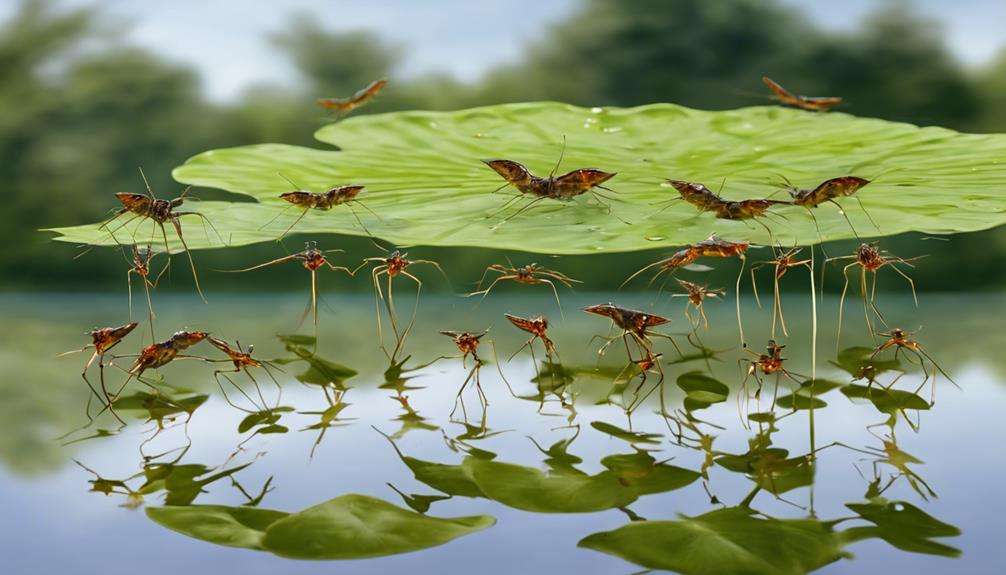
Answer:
xmin=2 ymin=292 xmax=1004 ymax=574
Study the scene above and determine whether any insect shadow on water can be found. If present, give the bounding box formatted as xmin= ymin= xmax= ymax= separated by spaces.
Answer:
xmin=824 ymin=436 xmax=938 ymax=501
xmin=316 ymin=78 xmax=388 ymax=119
xmin=663 ymin=409 xmax=724 ymax=503
xmin=482 ymin=137 xmax=624 ymax=229
xmin=219 ymin=242 xmax=354 ymax=346
xmin=823 ymin=242 xmax=923 ymax=346
xmin=94 ymin=167 xmax=224 ymax=302
xmin=622 ymin=234 xmax=750 ymax=346
xmin=58 ymin=322 xmax=139 ymax=425
xmin=358 ymin=248 xmax=449 ymax=363
xmin=300 ymin=388 xmax=355 ymax=460
xmin=468 ymin=259 xmax=581 ymax=319
xmin=73 ymin=459 xmax=146 ymax=509
xmin=258 ymin=173 xmax=380 ymax=241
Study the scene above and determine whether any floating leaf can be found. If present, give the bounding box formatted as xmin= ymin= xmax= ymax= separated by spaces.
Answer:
xmin=842 ymin=384 xmax=931 ymax=413
xmin=676 ymin=371 xmax=729 ymax=411
xmin=260 ymin=494 xmax=495 ymax=560
xmin=776 ymin=394 xmax=828 ymax=410
xmin=237 ymin=406 xmax=295 ymax=433
xmin=146 ymin=505 xmax=288 ymax=550
xmin=462 ymin=456 xmax=636 ymax=513
xmin=380 ymin=433 xmax=484 ymax=498
xmin=599 ymin=450 xmax=700 ymax=497
xmin=844 ymin=500 xmax=961 ymax=557
xmin=49 ymin=102 xmax=1006 ymax=254
xmin=579 ymin=506 xmax=851 ymax=574
xmin=831 ymin=347 xmax=901 ymax=377
xmin=715 ymin=448 xmax=813 ymax=495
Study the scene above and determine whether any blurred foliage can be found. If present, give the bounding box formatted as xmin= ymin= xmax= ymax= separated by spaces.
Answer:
xmin=3 ymin=0 xmax=1006 ymax=291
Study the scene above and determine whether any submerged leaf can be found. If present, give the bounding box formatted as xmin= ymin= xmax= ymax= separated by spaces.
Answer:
xmin=462 ymin=456 xmax=636 ymax=513
xmin=579 ymin=506 xmax=850 ymax=574
xmin=261 ymin=494 xmax=495 ymax=559
xmin=146 ymin=505 xmax=288 ymax=550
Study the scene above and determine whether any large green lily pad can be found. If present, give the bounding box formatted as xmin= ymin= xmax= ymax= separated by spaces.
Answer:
xmin=48 ymin=102 xmax=1006 ymax=254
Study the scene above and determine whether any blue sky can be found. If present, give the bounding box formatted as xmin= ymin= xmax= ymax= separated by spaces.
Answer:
xmin=5 ymin=0 xmax=1004 ymax=101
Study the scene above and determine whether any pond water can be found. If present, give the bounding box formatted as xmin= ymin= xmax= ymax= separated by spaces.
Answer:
xmin=2 ymin=291 xmax=1004 ymax=574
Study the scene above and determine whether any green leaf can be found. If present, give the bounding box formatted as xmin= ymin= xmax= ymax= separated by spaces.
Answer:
xmin=844 ymin=500 xmax=961 ymax=557
xmin=260 ymin=494 xmax=495 ymax=560
xmin=830 ymin=346 xmax=901 ymax=377
xmin=841 ymin=384 xmax=931 ymax=413
xmin=676 ymin=371 xmax=729 ymax=411
xmin=462 ymin=456 xmax=637 ymax=513
xmin=599 ymin=450 xmax=700 ymax=497
xmin=49 ymin=102 xmax=1006 ymax=254
xmin=237 ymin=407 xmax=294 ymax=433
xmin=578 ymin=506 xmax=851 ymax=574
xmin=404 ymin=457 xmax=484 ymax=498
xmin=146 ymin=505 xmax=288 ymax=550
xmin=776 ymin=394 xmax=828 ymax=410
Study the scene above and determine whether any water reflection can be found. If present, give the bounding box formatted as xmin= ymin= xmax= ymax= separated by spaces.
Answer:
xmin=6 ymin=294 xmax=1002 ymax=573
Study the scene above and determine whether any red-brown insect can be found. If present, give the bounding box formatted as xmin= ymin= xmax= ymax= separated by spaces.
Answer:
xmin=824 ymin=243 xmax=922 ymax=344
xmin=259 ymin=173 xmax=377 ymax=240
xmin=440 ymin=330 xmax=491 ymax=419
xmin=778 ymin=175 xmax=875 ymax=239
xmin=738 ymin=340 xmax=804 ymax=422
xmin=221 ymin=242 xmax=354 ymax=344
xmin=762 ymin=76 xmax=843 ymax=112
xmin=316 ymin=78 xmax=388 ymax=117
xmin=359 ymin=249 xmax=447 ymax=362
xmin=671 ymin=279 xmax=725 ymax=330
xmin=98 ymin=168 xmax=221 ymax=302
xmin=623 ymin=234 xmax=750 ymax=344
xmin=583 ymin=303 xmax=680 ymax=362
xmin=749 ymin=246 xmax=813 ymax=338
xmin=869 ymin=328 xmax=957 ymax=402
xmin=103 ymin=330 xmax=209 ymax=422
xmin=207 ymin=337 xmax=284 ymax=414
xmin=622 ymin=348 xmax=667 ymax=415
xmin=623 ymin=234 xmax=750 ymax=288
xmin=59 ymin=322 xmax=139 ymax=424
xmin=483 ymin=142 xmax=619 ymax=228
xmin=505 ymin=313 xmax=558 ymax=366
xmin=661 ymin=180 xmax=790 ymax=239
xmin=468 ymin=261 xmax=581 ymax=317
